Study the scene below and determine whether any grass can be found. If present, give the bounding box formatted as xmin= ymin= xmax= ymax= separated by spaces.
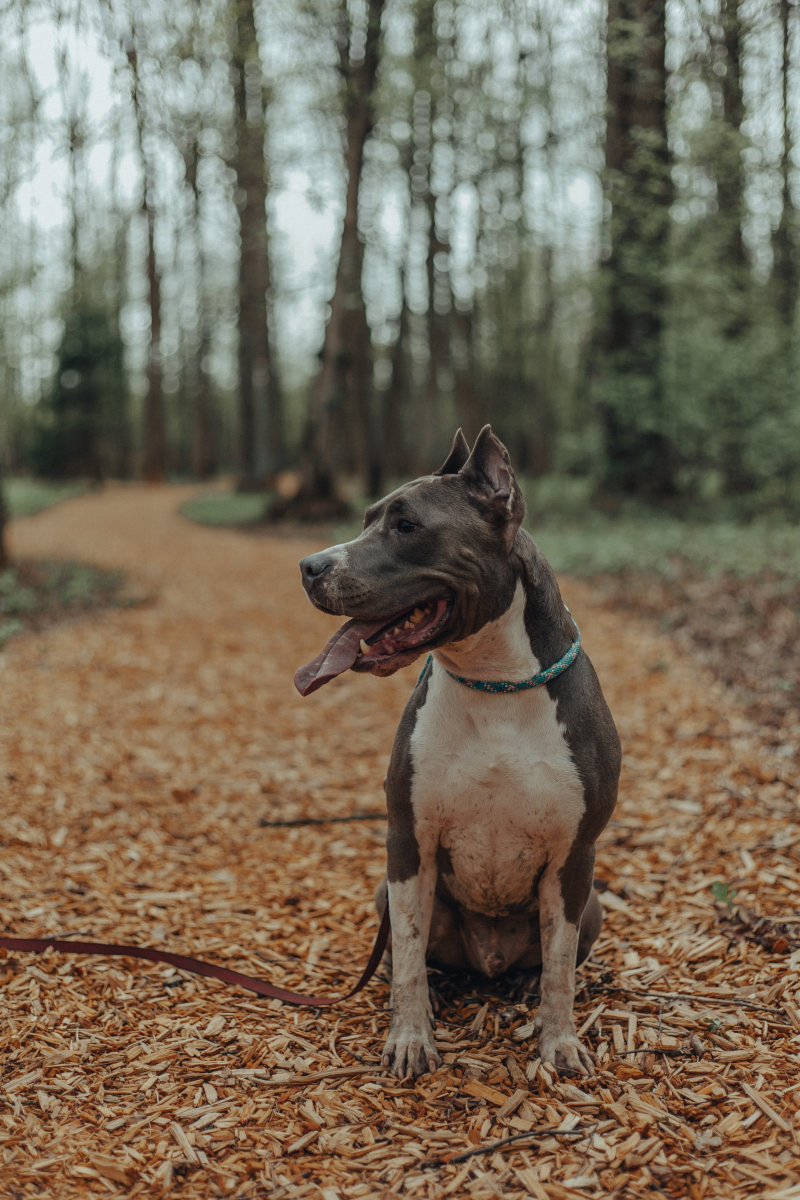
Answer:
xmin=529 ymin=513 xmax=800 ymax=580
xmin=2 ymin=477 xmax=131 ymax=647
xmin=0 ymin=560 xmax=142 ymax=648
xmin=179 ymin=491 xmax=272 ymax=527
xmin=520 ymin=474 xmax=800 ymax=580
xmin=5 ymin=477 xmax=89 ymax=518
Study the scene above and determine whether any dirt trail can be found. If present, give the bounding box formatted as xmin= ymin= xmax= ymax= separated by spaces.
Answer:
xmin=1 ymin=486 xmax=798 ymax=1199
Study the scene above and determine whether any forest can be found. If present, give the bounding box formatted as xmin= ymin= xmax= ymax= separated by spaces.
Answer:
xmin=0 ymin=0 xmax=798 ymax=519
xmin=2 ymin=4 xmax=800 ymax=1192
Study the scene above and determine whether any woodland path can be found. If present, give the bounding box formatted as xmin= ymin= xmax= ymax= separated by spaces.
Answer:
xmin=1 ymin=485 xmax=798 ymax=1199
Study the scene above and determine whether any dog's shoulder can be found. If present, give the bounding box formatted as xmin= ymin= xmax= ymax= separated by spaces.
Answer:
xmin=514 ymin=529 xmax=621 ymax=822
xmin=383 ymin=659 xmax=433 ymax=881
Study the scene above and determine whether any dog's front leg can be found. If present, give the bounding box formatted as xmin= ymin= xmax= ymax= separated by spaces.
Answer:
xmin=534 ymin=852 xmax=594 ymax=1075
xmin=382 ymin=860 xmax=441 ymax=1078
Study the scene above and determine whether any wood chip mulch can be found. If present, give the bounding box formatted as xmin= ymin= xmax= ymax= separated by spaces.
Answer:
xmin=1 ymin=485 xmax=798 ymax=1199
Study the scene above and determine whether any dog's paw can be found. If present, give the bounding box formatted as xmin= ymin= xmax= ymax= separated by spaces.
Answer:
xmin=535 ymin=1021 xmax=594 ymax=1076
xmin=381 ymin=1019 xmax=441 ymax=1079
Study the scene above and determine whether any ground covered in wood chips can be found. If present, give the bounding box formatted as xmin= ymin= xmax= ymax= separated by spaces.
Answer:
xmin=1 ymin=484 xmax=799 ymax=1200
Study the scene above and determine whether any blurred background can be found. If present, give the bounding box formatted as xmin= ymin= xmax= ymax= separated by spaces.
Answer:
xmin=0 ymin=0 xmax=797 ymax=521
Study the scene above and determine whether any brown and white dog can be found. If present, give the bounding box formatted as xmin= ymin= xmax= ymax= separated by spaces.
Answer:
xmin=295 ymin=427 xmax=620 ymax=1077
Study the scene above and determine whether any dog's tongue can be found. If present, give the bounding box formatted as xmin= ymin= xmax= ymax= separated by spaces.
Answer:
xmin=294 ymin=617 xmax=387 ymax=696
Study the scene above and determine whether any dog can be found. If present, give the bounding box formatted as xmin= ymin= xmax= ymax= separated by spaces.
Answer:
xmin=295 ymin=426 xmax=621 ymax=1077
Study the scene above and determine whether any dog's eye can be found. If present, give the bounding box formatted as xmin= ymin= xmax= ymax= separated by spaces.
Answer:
xmin=395 ymin=518 xmax=419 ymax=534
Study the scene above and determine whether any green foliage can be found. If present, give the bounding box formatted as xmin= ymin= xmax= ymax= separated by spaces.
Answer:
xmin=525 ymin=482 xmax=800 ymax=580
xmin=711 ymin=881 xmax=738 ymax=914
xmin=0 ymin=619 xmax=24 ymax=647
xmin=180 ymin=491 xmax=271 ymax=527
xmin=0 ymin=559 xmax=132 ymax=646
xmin=590 ymin=4 xmax=800 ymax=509
xmin=0 ymin=568 xmax=38 ymax=613
xmin=30 ymin=295 xmax=129 ymax=481
xmin=5 ymin=478 xmax=89 ymax=518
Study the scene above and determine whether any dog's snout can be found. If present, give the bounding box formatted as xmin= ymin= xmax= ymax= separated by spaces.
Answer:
xmin=300 ymin=552 xmax=334 ymax=586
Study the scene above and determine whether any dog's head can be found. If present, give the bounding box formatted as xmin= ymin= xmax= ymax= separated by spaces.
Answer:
xmin=295 ymin=426 xmax=526 ymax=694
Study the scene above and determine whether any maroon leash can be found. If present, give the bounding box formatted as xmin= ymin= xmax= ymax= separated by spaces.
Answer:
xmin=0 ymin=905 xmax=390 ymax=1007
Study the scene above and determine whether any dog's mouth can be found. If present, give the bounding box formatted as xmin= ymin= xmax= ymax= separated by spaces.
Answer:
xmin=294 ymin=597 xmax=452 ymax=695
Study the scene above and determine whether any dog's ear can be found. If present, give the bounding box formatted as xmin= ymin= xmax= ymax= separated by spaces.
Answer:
xmin=434 ymin=428 xmax=471 ymax=476
xmin=461 ymin=425 xmax=525 ymax=548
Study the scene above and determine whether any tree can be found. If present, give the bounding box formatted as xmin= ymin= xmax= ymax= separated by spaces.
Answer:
xmin=595 ymin=0 xmax=675 ymax=499
xmin=29 ymin=6 xmax=129 ymax=483
xmin=710 ymin=0 xmax=754 ymax=492
xmin=230 ymin=0 xmax=284 ymax=490
xmin=43 ymin=36 xmax=106 ymax=481
xmin=35 ymin=298 xmax=126 ymax=480
xmin=291 ymin=0 xmax=386 ymax=513
xmin=773 ymin=0 xmax=799 ymax=334
xmin=123 ymin=21 xmax=167 ymax=483
xmin=415 ymin=0 xmax=452 ymax=469
xmin=0 ymin=460 xmax=7 ymax=570
xmin=183 ymin=127 xmax=218 ymax=479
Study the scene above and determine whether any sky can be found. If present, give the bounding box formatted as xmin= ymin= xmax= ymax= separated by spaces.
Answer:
xmin=10 ymin=4 xmax=343 ymax=398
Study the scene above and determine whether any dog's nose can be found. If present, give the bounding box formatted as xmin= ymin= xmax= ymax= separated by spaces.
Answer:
xmin=300 ymin=552 xmax=333 ymax=586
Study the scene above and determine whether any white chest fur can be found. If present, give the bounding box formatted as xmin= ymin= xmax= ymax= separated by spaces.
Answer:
xmin=408 ymin=584 xmax=585 ymax=916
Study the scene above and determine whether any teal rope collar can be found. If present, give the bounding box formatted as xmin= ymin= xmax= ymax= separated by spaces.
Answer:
xmin=418 ymin=615 xmax=581 ymax=694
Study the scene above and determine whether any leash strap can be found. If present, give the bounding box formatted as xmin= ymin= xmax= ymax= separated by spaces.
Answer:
xmin=0 ymin=905 xmax=390 ymax=1008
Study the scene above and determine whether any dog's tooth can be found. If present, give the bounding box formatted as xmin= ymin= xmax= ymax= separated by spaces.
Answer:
xmin=359 ymin=639 xmax=370 ymax=655
xmin=410 ymin=608 xmax=424 ymax=624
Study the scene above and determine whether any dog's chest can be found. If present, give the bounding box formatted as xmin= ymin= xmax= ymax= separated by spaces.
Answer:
xmin=409 ymin=669 xmax=585 ymax=914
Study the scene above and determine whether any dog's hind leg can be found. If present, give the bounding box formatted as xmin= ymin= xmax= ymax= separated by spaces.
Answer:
xmin=576 ymin=887 xmax=603 ymax=966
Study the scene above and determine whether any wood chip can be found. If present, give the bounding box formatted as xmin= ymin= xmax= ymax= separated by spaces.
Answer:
xmin=461 ymin=1079 xmax=510 ymax=1107
xmin=169 ymin=1122 xmax=200 ymax=1163
xmin=740 ymin=1082 xmax=792 ymax=1133
xmin=495 ymin=1089 xmax=529 ymax=1120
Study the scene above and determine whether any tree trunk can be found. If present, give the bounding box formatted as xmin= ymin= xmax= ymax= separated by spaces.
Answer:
xmin=142 ymin=184 xmax=165 ymax=483
xmin=599 ymin=0 xmax=675 ymax=499
xmin=416 ymin=0 xmax=451 ymax=467
xmin=125 ymin=35 xmax=166 ymax=484
xmin=231 ymin=0 xmax=283 ymax=491
xmin=380 ymin=119 xmax=415 ymax=478
xmin=717 ymin=0 xmax=747 ymax=317
xmin=293 ymin=0 xmax=385 ymax=511
xmin=773 ymin=0 xmax=799 ymax=330
xmin=526 ymin=28 xmax=557 ymax=478
xmin=451 ymin=303 xmax=478 ymax=442
xmin=714 ymin=0 xmax=755 ymax=492
xmin=0 ymin=460 xmax=8 ymax=570
xmin=424 ymin=184 xmax=450 ymax=468
xmin=107 ymin=119 xmax=133 ymax=479
xmin=383 ymin=276 xmax=415 ymax=478
xmin=184 ymin=134 xmax=217 ymax=480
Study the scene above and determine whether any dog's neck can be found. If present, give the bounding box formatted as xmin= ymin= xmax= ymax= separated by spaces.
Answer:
xmin=433 ymin=581 xmax=540 ymax=683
